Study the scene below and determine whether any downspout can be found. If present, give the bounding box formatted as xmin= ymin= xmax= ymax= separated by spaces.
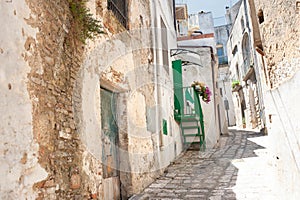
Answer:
xmin=172 ymin=0 xmax=176 ymax=30
xmin=150 ymin=0 xmax=163 ymax=158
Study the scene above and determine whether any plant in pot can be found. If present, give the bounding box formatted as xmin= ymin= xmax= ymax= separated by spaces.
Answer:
xmin=191 ymin=81 xmax=212 ymax=103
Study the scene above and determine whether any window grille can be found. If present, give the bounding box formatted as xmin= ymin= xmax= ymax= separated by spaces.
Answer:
xmin=107 ymin=0 xmax=128 ymax=28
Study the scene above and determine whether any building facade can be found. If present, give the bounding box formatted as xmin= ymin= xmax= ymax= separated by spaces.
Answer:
xmin=227 ymin=0 xmax=265 ymax=130
xmin=175 ymin=10 xmax=228 ymax=145
xmin=0 ymin=0 xmax=183 ymax=199
xmin=215 ymin=24 xmax=236 ymax=127
xmin=248 ymin=0 xmax=300 ymax=198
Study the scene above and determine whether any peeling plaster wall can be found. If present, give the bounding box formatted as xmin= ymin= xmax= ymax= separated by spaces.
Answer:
xmin=152 ymin=0 xmax=183 ymax=177
xmin=264 ymin=71 xmax=300 ymax=199
xmin=0 ymin=2 xmax=48 ymax=198
xmin=1 ymin=0 xmax=180 ymax=199
xmin=80 ymin=0 xmax=181 ymax=197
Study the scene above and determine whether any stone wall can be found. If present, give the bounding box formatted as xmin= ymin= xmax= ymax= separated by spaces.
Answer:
xmin=253 ymin=0 xmax=300 ymax=88
xmin=1 ymin=0 xmax=181 ymax=198
xmin=23 ymin=0 xmax=97 ymax=198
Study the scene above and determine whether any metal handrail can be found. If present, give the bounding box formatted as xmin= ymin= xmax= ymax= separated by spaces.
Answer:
xmin=174 ymin=86 xmax=201 ymax=117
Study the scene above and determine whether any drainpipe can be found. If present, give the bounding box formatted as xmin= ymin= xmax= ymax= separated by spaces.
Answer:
xmin=172 ymin=0 xmax=176 ymax=31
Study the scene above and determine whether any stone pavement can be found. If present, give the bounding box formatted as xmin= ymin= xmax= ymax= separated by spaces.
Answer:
xmin=131 ymin=128 xmax=281 ymax=200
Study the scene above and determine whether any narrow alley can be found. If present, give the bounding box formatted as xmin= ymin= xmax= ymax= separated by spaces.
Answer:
xmin=1 ymin=0 xmax=300 ymax=199
xmin=132 ymin=129 xmax=280 ymax=200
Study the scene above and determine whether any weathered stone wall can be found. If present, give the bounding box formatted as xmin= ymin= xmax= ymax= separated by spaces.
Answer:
xmin=1 ymin=0 xmax=123 ymax=198
xmin=79 ymin=0 xmax=181 ymax=197
xmin=227 ymin=0 xmax=265 ymax=130
xmin=1 ymin=0 xmax=180 ymax=199
xmin=23 ymin=0 xmax=98 ymax=198
xmin=253 ymin=0 xmax=300 ymax=88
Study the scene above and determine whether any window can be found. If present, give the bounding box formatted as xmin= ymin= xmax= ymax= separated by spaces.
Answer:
xmin=241 ymin=17 xmax=245 ymax=30
xmin=161 ymin=18 xmax=169 ymax=73
xmin=236 ymin=64 xmax=240 ymax=80
xmin=217 ymin=46 xmax=224 ymax=57
xmin=242 ymin=33 xmax=251 ymax=75
xmin=107 ymin=0 xmax=128 ymax=28
xmin=217 ymin=45 xmax=228 ymax=65
xmin=258 ymin=9 xmax=264 ymax=24
xmin=232 ymin=45 xmax=238 ymax=55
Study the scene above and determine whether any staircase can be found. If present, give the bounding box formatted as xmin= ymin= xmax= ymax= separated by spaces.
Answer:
xmin=174 ymin=87 xmax=206 ymax=150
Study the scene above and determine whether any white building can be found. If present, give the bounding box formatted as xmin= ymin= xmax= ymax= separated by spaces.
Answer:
xmin=174 ymin=10 xmax=228 ymax=147
xmin=227 ymin=0 xmax=265 ymax=130
xmin=215 ymin=24 xmax=236 ymax=127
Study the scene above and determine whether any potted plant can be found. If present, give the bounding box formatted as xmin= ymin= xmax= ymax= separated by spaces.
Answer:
xmin=232 ymin=80 xmax=240 ymax=89
xmin=191 ymin=81 xmax=212 ymax=103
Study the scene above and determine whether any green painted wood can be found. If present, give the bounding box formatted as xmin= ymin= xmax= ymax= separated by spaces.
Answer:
xmin=100 ymin=89 xmax=119 ymax=178
xmin=171 ymin=60 xmax=206 ymax=150
xmin=181 ymin=126 xmax=200 ymax=129
xmin=172 ymin=60 xmax=183 ymax=121
xmin=180 ymin=87 xmax=206 ymax=151
xmin=163 ymin=119 xmax=168 ymax=135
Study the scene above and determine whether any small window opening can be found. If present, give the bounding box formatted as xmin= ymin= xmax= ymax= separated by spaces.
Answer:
xmin=258 ymin=9 xmax=264 ymax=24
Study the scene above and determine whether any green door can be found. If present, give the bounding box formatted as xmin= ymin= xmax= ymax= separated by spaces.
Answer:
xmin=101 ymin=89 xmax=120 ymax=199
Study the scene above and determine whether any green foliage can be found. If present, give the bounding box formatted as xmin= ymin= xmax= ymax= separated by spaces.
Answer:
xmin=69 ymin=0 xmax=104 ymax=43
xmin=232 ymin=80 xmax=240 ymax=88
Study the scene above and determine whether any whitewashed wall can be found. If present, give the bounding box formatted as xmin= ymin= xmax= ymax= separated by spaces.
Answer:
xmin=0 ymin=2 xmax=48 ymax=198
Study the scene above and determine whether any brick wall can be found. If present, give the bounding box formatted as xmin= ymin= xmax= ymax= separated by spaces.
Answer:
xmin=24 ymin=0 xmax=93 ymax=198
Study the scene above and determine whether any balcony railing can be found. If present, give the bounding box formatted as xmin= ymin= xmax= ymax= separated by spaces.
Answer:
xmin=174 ymin=86 xmax=202 ymax=121
xmin=107 ymin=0 xmax=128 ymax=29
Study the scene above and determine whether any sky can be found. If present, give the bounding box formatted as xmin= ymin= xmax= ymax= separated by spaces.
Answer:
xmin=184 ymin=0 xmax=240 ymax=18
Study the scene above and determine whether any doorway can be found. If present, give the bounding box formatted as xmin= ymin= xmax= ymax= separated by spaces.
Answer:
xmin=100 ymin=88 xmax=120 ymax=200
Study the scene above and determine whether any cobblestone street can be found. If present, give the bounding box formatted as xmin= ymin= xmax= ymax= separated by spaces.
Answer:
xmin=132 ymin=128 xmax=281 ymax=200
